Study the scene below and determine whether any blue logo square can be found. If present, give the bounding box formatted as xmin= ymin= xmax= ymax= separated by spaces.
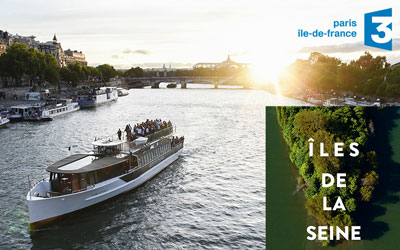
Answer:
xmin=364 ymin=8 xmax=392 ymax=51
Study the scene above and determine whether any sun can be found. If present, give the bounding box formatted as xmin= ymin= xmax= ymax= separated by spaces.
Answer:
xmin=247 ymin=49 xmax=292 ymax=94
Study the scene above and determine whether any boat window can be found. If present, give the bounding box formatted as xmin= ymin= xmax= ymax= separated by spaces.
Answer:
xmin=72 ymin=174 xmax=80 ymax=192
xmin=131 ymin=155 xmax=138 ymax=166
xmin=80 ymin=174 xmax=87 ymax=190
xmin=87 ymin=173 xmax=95 ymax=185
xmin=95 ymin=162 xmax=126 ymax=183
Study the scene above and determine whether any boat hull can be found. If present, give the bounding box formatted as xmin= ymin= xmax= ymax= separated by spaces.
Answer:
xmin=78 ymin=98 xmax=117 ymax=108
xmin=0 ymin=118 xmax=10 ymax=127
xmin=27 ymin=148 xmax=182 ymax=229
xmin=42 ymin=106 xmax=80 ymax=120
xmin=78 ymin=91 xmax=118 ymax=108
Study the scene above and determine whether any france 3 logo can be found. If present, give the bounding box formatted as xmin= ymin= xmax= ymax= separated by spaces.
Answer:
xmin=364 ymin=8 xmax=392 ymax=51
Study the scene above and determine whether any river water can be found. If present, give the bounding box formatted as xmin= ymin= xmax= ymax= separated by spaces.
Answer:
xmin=0 ymin=88 xmax=306 ymax=249
xmin=267 ymin=107 xmax=400 ymax=250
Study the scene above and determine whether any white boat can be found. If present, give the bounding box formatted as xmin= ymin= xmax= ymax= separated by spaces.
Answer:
xmin=26 ymin=99 xmax=80 ymax=121
xmin=8 ymin=103 xmax=44 ymax=121
xmin=27 ymin=124 xmax=183 ymax=229
xmin=117 ymin=88 xmax=129 ymax=97
xmin=0 ymin=111 xmax=10 ymax=127
xmin=77 ymin=87 xmax=118 ymax=108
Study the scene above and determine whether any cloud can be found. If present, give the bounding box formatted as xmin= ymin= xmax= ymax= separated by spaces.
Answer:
xmin=111 ymin=54 xmax=121 ymax=59
xmin=122 ymin=49 xmax=150 ymax=55
xmin=299 ymin=38 xmax=400 ymax=53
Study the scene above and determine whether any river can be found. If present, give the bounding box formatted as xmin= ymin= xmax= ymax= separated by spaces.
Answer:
xmin=266 ymin=107 xmax=400 ymax=250
xmin=0 ymin=88 xmax=307 ymax=249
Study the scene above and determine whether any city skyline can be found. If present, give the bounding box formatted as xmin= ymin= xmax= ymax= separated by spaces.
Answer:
xmin=1 ymin=0 xmax=400 ymax=82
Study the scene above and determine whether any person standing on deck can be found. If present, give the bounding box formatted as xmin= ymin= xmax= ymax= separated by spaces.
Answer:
xmin=125 ymin=125 xmax=131 ymax=140
xmin=117 ymin=129 xmax=122 ymax=140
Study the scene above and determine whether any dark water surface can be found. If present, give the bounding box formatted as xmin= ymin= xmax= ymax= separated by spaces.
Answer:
xmin=266 ymin=107 xmax=400 ymax=250
xmin=0 ymin=89 xmax=306 ymax=249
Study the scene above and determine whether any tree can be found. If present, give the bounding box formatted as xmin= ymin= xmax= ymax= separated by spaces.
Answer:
xmin=97 ymin=64 xmax=117 ymax=82
xmin=60 ymin=67 xmax=79 ymax=87
xmin=124 ymin=66 xmax=144 ymax=77
xmin=386 ymin=67 xmax=400 ymax=85
xmin=67 ymin=62 xmax=84 ymax=80
xmin=44 ymin=54 xmax=59 ymax=84
xmin=386 ymin=84 xmax=400 ymax=99
xmin=305 ymin=195 xmax=332 ymax=225
xmin=376 ymin=82 xmax=388 ymax=97
xmin=294 ymin=110 xmax=328 ymax=138
xmin=0 ymin=43 xmax=30 ymax=85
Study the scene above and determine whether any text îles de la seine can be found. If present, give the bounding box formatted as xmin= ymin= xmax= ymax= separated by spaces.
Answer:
xmin=306 ymin=139 xmax=361 ymax=241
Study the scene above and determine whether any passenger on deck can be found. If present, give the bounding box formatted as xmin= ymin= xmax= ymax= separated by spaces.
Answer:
xmin=128 ymin=119 xmax=174 ymax=139
xmin=117 ymin=129 xmax=122 ymax=140
xmin=125 ymin=125 xmax=131 ymax=140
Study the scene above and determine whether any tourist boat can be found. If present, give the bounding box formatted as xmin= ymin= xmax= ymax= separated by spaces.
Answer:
xmin=117 ymin=87 xmax=129 ymax=97
xmin=8 ymin=103 xmax=44 ymax=121
xmin=76 ymin=87 xmax=118 ymax=108
xmin=27 ymin=123 xmax=184 ymax=229
xmin=25 ymin=99 xmax=80 ymax=121
xmin=0 ymin=111 xmax=10 ymax=127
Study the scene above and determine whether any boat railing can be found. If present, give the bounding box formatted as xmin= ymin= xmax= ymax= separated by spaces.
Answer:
xmin=28 ymin=175 xmax=97 ymax=198
xmin=93 ymin=126 xmax=173 ymax=150
xmin=146 ymin=126 xmax=173 ymax=142
xmin=27 ymin=176 xmax=49 ymax=199
xmin=47 ymin=184 xmax=96 ymax=197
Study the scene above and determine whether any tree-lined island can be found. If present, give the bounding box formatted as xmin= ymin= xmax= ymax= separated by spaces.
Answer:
xmin=276 ymin=106 xmax=379 ymax=246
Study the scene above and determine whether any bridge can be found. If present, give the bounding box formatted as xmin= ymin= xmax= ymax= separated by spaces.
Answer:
xmin=121 ymin=76 xmax=252 ymax=89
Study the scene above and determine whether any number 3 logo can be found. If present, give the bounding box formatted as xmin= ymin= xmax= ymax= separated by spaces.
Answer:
xmin=365 ymin=8 xmax=392 ymax=51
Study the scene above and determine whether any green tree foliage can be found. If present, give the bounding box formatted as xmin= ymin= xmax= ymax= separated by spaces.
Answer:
xmin=360 ymin=170 xmax=379 ymax=201
xmin=306 ymin=195 xmax=332 ymax=225
xmin=60 ymin=67 xmax=79 ymax=87
xmin=0 ymin=43 xmax=60 ymax=86
xmin=44 ymin=55 xmax=60 ymax=84
xmin=279 ymin=51 xmax=396 ymax=99
xmin=124 ymin=66 xmax=144 ymax=77
xmin=97 ymin=64 xmax=117 ymax=82
xmin=276 ymin=107 xmax=379 ymax=245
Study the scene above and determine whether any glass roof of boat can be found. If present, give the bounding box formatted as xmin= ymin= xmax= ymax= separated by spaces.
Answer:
xmin=58 ymin=155 xmax=96 ymax=170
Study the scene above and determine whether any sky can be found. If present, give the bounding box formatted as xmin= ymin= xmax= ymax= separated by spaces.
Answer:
xmin=1 ymin=0 xmax=400 ymax=80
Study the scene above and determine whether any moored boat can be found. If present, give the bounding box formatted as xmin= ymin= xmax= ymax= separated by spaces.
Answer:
xmin=0 ymin=111 xmax=10 ymax=127
xmin=117 ymin=88 xmax=129 ymax=97
xmin=8 ymin=103 xmax=44 ymax=121
xmin=76 ymin=87 xmax=118 ymax=108
xmin=27 ymin=121 xmax=184 ymax=229
xmin=25 ymin=99 xmax=80 ymax=121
